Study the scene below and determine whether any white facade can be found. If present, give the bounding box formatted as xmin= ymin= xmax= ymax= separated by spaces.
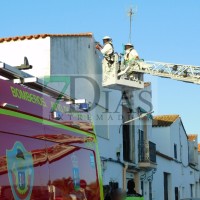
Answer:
xmin=151 ymin=117 xmax=200 ymax=200
xmin=0 ymin=38 xmax=51 ymax=77
xmin=130 ymin=85 xmax=156 ymax=199
xmin=0 ymin=34 xmax=156 ymax=196
xmin=1 ymin=34 xmax=200 ymax=200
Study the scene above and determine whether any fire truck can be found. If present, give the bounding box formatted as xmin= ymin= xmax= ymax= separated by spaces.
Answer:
xmin=0 ymin=62 xmax=103 ymax=200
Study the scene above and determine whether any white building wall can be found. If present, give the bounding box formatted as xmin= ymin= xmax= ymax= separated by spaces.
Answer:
xmin=131 ymin=85 xmax=155 ymax=197
xmin=0 ymin=36 xmax=156 ymax=193
xmin=152 ymin=155 xmax=196 ymax=200
xmin=49 ymin=37 xmax=156 ymax=191
xmin=151 ymin=126 xmax=171 ymax=156
xmin=198 ymin=152 xmax=200 ymax=197
xmin=0 ymin=38 xmax=51 ymax=77
xmin=152 ymin=156 xmax=172 ymax=200
xmin=49 ymin=36 xmax=124 ymax=187
xmin=151 ymin=119 xmax=200 ymax=200
xmin=188 ymin=138 xmax=198 ymax=167
xmin=169 ymin=119 xmax=189 ymax=164
xmin=132 ymin=85 xmax=153 ymax=161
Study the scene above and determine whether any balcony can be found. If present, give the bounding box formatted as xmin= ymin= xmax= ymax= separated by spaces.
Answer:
xmin=138 ymin=140 xmax=157 ymax=169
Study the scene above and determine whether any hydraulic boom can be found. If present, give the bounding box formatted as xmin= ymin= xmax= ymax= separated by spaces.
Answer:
xmin=128 ymin=60 xmax=200 ymax=84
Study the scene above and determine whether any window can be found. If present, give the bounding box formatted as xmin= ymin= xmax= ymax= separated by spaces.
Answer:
xmin=174 ymin=144 xmax=177 ymax=159
xmin=149 ymin=182 xmax=152 ymax=200
xmin=123 ymin=123 xmax=131 ymax=161
xmin=190 ymin=184 xmax=193 ymax=198
xmin=141 ymin=181 xmax=144 ymax=196
xmin=138 ymin=129 xmax=145 ymax=162
xmin=164 ymin=173 xmax=169 ymax=200
xmin=175 ymin=187 xmax=179 ymax=200
xmin=122 ymin=106 xmax=135 ymax=162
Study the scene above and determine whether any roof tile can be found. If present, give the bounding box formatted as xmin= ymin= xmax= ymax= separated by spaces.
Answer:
xmin=188 ymin=134 xmax=198 ymax=141
xmin=0 ymin=33 xmax=93 ymax=43
xmin=153 ymin=114 xmax=179 ymax=127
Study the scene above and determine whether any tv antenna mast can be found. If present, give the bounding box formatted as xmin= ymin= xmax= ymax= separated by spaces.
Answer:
xmin=128 ymin=5 xmax=137 ymax=43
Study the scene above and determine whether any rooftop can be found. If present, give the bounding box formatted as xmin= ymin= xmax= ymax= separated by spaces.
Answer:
xmin=0 ymin=33 xmax=93 ymax=43
xmin=198 ymin=144 xmax=200 ymax=152
xmin=188 ymin=134 xmax=198 ymax=141
xmin=153 ymin=114 xmax=179 ymax=127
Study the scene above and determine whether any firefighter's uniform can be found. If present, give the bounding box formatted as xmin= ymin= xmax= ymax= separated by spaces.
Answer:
xmin=124 ymin=43 xmax=139 ymax=64
xmin=96 ymin=36 xmax=114 ymax=82
xmin=123 ymin=43 xmax=140 ymax=80
xmin=101 ymin=42 xmax=113 ymax=56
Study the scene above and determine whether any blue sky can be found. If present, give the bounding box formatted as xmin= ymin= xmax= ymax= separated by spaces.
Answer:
xmin=1 ymin=0 xmax=200 ymax=136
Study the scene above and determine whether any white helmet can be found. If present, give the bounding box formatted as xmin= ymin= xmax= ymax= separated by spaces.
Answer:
xmin=103 ymin=36 xmax=112 ymax=40
xmin=125 ymin=43 xmax=134 ymax=47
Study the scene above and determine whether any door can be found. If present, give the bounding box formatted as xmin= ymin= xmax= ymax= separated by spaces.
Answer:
xmin=149 ymin=181 xmax=152 ymax=200
xmin=123 ymin=124 xmax=130 ymax=161
xmin=164 ymin=172 xmax=168 ymax=200
xmin=175 ymin=187 xmax=179 ymax=200
xmin=123 ymin=106 xmax=131 ymax=162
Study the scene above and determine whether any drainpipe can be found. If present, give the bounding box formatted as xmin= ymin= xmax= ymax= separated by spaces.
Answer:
xmin=123 ymin=162 xmax=128 ymax=190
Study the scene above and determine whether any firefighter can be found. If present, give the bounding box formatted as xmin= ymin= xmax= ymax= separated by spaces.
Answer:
xmin=96 ymin=36 xmax=115 ymax=82
xmin=124 ymin=43 xmax=139 ymax=64
xmin=122 ymin=43 xmax=140 ymax=80
xmin=96 ymin=36 xmax=114 ymax=64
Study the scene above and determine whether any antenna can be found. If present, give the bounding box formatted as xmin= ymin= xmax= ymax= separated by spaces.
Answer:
xmin=127 ymin=6 xmax=137 ymax=43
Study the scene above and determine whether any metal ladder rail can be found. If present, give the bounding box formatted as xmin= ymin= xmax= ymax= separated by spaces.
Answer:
xmin=0 ymin=62 xmax=71 ymax=100
xmin=132 ymin=61 xmax=200 ymax=84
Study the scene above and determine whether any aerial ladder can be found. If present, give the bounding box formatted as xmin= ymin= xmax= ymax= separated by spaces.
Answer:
xmin=102 ymin=6 xmax=200 ymax=90
xmin=102 ymin=55 xmax=200 ymax=90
